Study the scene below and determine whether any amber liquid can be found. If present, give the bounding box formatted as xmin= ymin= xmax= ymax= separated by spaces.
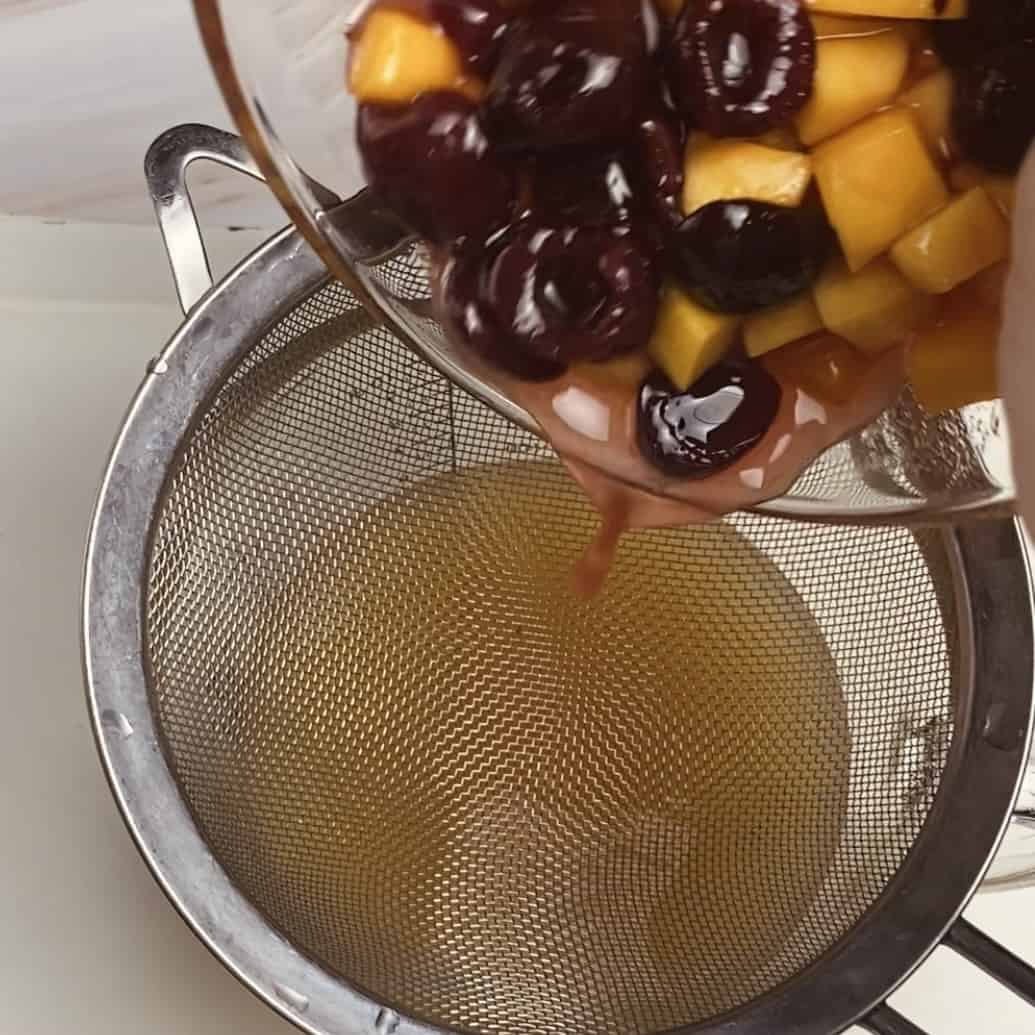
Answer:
xmin=218 ymin=464 xmax=852 ymax=1033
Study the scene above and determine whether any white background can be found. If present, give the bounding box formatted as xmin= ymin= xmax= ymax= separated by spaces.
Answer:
xmin=1 ymin=2 xmax=1034 ymax=1034
xmin=0 ymin=0 xmax=283 ymax=227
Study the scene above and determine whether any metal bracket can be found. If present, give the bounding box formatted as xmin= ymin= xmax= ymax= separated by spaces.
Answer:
xmin=145 ymin=123 xmax=266 ymax=314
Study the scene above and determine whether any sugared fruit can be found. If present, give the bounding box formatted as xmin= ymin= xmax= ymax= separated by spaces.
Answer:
xmin=446 ymin=222 xmax=660 ymax=371
xmin=804 ymin=0 xmax=965 ymax=18
xmin=812 ymin=108 xmax=949 ymax=271
xmin=638 ymin=361 xmax=781 ymax=477
xmin=795 ymin=29 xmax=909 ymax=146
xmin=952 ymin=43 xmax=1035 ymax=175
xmin=682 ymin=137 xmax=813 ymax=215
xmin=744 ymin=294 xmax=824 ymax=357
xmin=898 ymin=70 xmax=953 ymax=160
xmin=485 ymin=0 xmax=649 ymax=151
xmin=669 ymin=198 xmax=834 ymax=314
xmin=428 ymin=0 xmax=508 ymax=74
xmin=813 ymin=256 xmax=936 ymax=353
xmin=890 ymin=186 xmax=1010 ymax=295
xmin=357 ymin=92 xmax=515 ymax=242
xmin=648 ymin=282 xmax=742 ymax=390
xmin=668 ymin=0 xmax=815 ymax=137
xmin=908 ymin=290 xmax=999 ymax=414
xmin=529 ymin=151 xmax=637 ymax=227
xmin=349 ymin=9 xmax=473 ymax=103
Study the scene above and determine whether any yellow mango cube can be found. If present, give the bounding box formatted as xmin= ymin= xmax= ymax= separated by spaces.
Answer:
xmin=908 ymin=296 xmax=1000 ymax=415
xmin=810 ymin=14 xmax=899 ymax=37
xmin=648 ymin=284 xmax=741 ymax=391
xmin=804 ymin=0 xmax=966 ymax=18
xmin=814 ymin=257 xmax=937 ymax=353
xmin=796 ymin=31 xmax=910 ymax=146
xmin=812 ymin=109 xmax=950 ymax=271
xmin=890 ymin=187 xmax=1009 ymax=294
xmin=898 ymin=70 xmax=953 ymax=159
xmin=810 ymin=14 xmax=930 ymax=50
xmin=950 ymin=164 xmax=1017 ymax=216
xmin=349 ymin=10 xmax=468 ymax=104
xmin=654 ymin=0 xmax=684 ymax=18
xmin=682 ymin=138 xmax=813 ymax=214
xmin=744 ymin=295 xmax=825 ymax=357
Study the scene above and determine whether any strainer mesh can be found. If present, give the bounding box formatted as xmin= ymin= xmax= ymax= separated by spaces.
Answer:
xmin=146 ymin=278 xmax=958 ymax=1035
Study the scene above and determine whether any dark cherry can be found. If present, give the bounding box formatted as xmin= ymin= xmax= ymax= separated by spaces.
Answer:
xmin=429 ymin=0 xmax=509 ymax=74
xmin=357 ymin=92 xmax=515 ymax=243
xmin=443 ymin=223 xmax=660 ymax=374
xmin=933 ymin=1 xmax=1035 ymax=68
xmin=527 ymin=150 xmax=637 ymax=227
xmin=667 ymin=0 xmax=815 ymax=138
xmin=668 ymin=198 xmax=833 ymax=314
xmin=631 ymin=105 xmax=687 ymax=230
xmin=442 ymin=240 xmax=567 ymax=381
xmin=485 ymin=224 xmax=660 ymax=363
xmin=953 ymin=42 xmax=1035 ymax=175
xmin=638 ymin=362 xmax=781 ymax=479
xmin=484 ymin=0 xmax=650 ymax=152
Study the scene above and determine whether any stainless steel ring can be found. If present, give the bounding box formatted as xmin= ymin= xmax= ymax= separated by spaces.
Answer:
xmin=83 ymin=125 xmax=1035 ymax=1035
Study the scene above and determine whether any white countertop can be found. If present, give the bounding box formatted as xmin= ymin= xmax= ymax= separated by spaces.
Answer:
xmin=1 ymin=212 xmax=1035 ymax=1035
xmin=0 ymin=216 xmax=293 ymax=1035
xmin=0 ymin=0 xmax=283 ymax=228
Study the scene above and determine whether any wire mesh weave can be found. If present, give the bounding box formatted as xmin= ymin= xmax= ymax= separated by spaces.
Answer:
xmin=146 ymin=278 xmax=960 ymax=1035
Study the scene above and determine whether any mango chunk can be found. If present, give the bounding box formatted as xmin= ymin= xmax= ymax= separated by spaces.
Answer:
xmin=810 ymin=14 xmax=899 ymax=37
xmin=908 ymin=294 xmax=1000 ymax=415
xmin=950 ymin=164 xmax=1017 ymax=216
xmin=898 ymin=70 xmax=953 ymax=159
xmin=349 ymin=10 xmax=470 ymax=104
xmin=648 ymin=284 xmax=741 ymax=391
xmin=812 ymin=108 xmax=949 ymax=271
xmin=804 ymin=0 xmax=966 ymax=18
xmin=796 ymin=30 xmax=910 ymax=146
xmin=814 ymin=257 xmax=937 ymax=353
xmin=744 ymin=295 xmax=825 ymax=358
xmin=890 ymin=187 xmax=1009 ymax=294
xmin=683 ymin=138 xmax=813 ymax=214
xmin=654 ymin=0 xmax=684 ymax=17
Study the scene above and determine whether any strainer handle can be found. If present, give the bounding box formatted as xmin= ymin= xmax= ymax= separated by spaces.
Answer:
xmin=860 ymin=919 xmax=1035 ymax=1034
xmin=862 ymin=1004 xmax=926 ymax=1035
xmin=145 ymin=123 xmax=265 ymax=314
xmin=945 ymin=918 xmax=1035 ymax=1005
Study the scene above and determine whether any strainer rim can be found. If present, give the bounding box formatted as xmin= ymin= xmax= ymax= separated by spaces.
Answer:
xmin=83 ymin=221 xmax=1035 ymax=1035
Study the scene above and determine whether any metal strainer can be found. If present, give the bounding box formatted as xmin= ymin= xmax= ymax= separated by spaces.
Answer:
xmin=85 ymin=126 xmax=1035 ymax=1035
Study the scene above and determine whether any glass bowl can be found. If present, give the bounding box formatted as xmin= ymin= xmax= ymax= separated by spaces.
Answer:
xmin=192 ymin=0 xmax=1015 ymax=524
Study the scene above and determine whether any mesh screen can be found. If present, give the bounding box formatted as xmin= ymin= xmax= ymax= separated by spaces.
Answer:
xmin=147 ymin=279 xmax=959 ymax=1035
